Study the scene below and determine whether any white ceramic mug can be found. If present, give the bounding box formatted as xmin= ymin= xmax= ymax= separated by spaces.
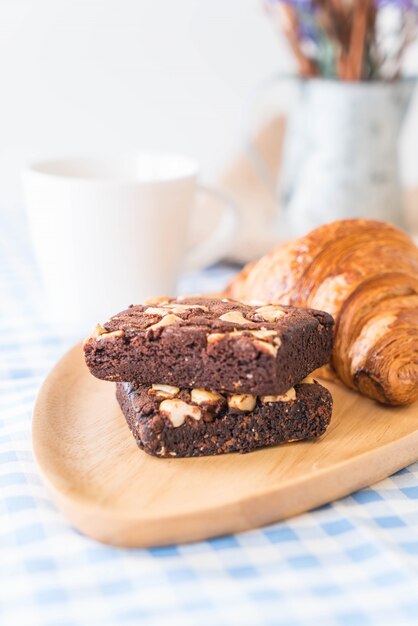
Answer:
xmin=22 ymin=154 xmax=239 ymax=332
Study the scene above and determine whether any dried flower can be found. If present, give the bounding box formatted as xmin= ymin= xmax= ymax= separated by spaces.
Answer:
xmin=266 ymin=0 xmax=418 ymax=79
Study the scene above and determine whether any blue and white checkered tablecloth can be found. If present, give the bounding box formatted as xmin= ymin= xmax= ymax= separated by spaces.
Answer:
xmin=1 ymin=208 xmax=418 ymax=626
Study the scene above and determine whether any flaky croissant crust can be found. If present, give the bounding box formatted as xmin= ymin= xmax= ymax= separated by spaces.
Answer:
xmin=227 ymin=219 xmax=418 ymax=406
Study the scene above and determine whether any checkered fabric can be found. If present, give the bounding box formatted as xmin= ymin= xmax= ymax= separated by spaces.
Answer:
xmin=1 ymin=208 xmax=418 ymax=626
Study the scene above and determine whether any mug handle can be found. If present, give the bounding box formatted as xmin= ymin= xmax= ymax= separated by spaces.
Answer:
xmin=185 ymin=185 xmax=239 ymax=271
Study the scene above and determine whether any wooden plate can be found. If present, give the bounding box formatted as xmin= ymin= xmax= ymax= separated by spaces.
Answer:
xmin=33 ymin=343 xmax=418 ymax=547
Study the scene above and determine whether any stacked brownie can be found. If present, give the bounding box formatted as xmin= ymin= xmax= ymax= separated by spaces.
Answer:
xmin=84 ymin=297 xmax=334 ymax=458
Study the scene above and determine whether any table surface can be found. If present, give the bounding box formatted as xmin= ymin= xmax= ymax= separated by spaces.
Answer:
xmin=1 ymin=209 xmax=418 ymax=626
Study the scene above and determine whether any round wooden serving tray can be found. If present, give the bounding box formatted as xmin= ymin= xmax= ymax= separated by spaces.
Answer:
xmin=33 ymin=343 xmax=418 ymax=547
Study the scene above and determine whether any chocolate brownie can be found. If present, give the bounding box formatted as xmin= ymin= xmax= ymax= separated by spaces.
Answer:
xmin=116 ymin=377 xmax=333 ymax=457
xmin=84 ymin=296 xmax=334 ymax=395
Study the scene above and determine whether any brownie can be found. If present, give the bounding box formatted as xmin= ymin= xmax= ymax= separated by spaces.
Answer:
xmin=84 ymin=296 xmax=334 ymax=396
xmin=116 ymin=377 xmax=333 ymax=458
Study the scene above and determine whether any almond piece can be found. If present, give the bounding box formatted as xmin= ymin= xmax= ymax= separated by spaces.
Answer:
xmin=191 ymin=388 xmax=224 ymax=405
xmin=96 ymin=329 xmax=124 ymax=340
xmin=261 ymin=388 xmax=296 ymax=403
xmin=227 ymin=394 xmax=256 ymax=412
xmin=254 ymin=305 xmax=286 ymax=323
xmin=148 ymin=384 xmax=180 ymax=399
xmin=219 ymin=311 xmax=248 ymax=325
xmin=147 ymin=314 xmax=182 ymax=331
xmin=144 ymin=307 xmax=169 ymax=316
xmin=159 ymin=399 xmax=202 ymax=428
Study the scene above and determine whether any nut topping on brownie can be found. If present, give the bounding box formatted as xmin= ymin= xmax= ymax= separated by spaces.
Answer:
xmin=253 ymin=305 xmax=287 ymax=323
xmin=148 ymin=384 xmax=180 ymax=399
xmin=218 ymin=310 xmax=249 ymax=324
xmin=159 ymin=398 xmax=202 ymax=428
xmin=261 ymin=388 xmax=296 ymax=403
xmin=227 ymin=394 xmax=257 ymax=412
xmin=147 ymin=313 xmax=182 ymax=331
xmin=190 ymin=388 xmax=224 ymax=405
xmin=84 ymin=296 xmax=334 ymax=395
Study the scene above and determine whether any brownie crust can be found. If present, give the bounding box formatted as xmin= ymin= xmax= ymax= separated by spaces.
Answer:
xmin=84 ymin=297 xmax=334 ymax=396
xmin=116 ymin=379 xmax=333 ymax=458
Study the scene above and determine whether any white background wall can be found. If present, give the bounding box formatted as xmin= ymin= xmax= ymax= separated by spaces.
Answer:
xmin=0 ymin=0 xmax=287 ymax=210
xmin=0 ymin=0 xmax=417 ymax=212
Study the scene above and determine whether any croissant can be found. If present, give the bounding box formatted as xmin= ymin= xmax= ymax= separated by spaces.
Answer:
xmin=226 ymin=219 xmax=418 ymax=406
